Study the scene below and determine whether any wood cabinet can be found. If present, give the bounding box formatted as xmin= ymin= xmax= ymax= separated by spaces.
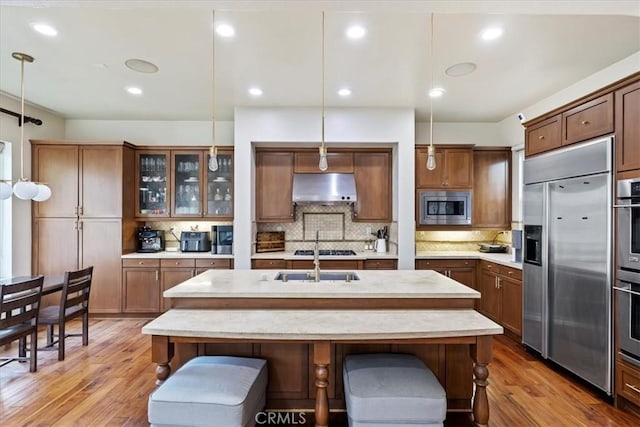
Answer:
xmin=289 ymin=259 xmax=361 ymax=270
xmin=616 ymin=358 xmax=640 ymax=413
xmin=615 ymin=80 xmax=640 ymax=173
xmin=353 ymin=151 xmax=392 ymax=222
xmin=472 ymin=149 xmax=511 ymax=228
xmin=294 ymin=152 xmax=354 ymax=173
xmin=363 ymin=259 xmax=397 ymax=270
xmin=525 ymin=115 xmax=562 ymax=157
xmin=252 ymin=259 xmax=288 ymax=270
xmin=562 ymin=93 xmax=613 ymax=146
xmin=252 ymin=258 xmax=397 ymax=270
xmin=479 ymin=261 xmax=522 ymax=338
xmin=415 ymin=146 xmax=473 ymax=189
xmin=160 ymin=259 xmax=196 ymax=312
xmin=255 ymin=151 xmax=295 ymax=222
xmin=135 ymin=147 xmax=234 ymax=220
xmin=31 ymin=141 xmax=137 ymax=314
xmin=195 ymin=258 xmax=233 ymax=274
xmin=415 ymin=259 xmax=477 ymax=290
xmin=122 ymin=265 xmax=160 ymax=313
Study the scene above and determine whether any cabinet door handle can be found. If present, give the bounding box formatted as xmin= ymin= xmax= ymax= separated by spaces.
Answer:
xmin=497 ymin=277 xmax=502 ymax=289
xmin=78 ymin=206 xmax=84 ymax=216
xmin=538 ymin=135 xmax=545 ymax=140
xmin=155 ymin=270 xmax=159 ymax=281
xmin=625 ymin=383 xmax=640 ymax=394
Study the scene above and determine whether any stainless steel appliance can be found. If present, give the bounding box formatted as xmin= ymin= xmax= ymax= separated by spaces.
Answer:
xmin=294 ymin=249 xmax=356 ymax=256
xmin=180 ymin=231 xmax=211 ymax=252
xmin=522 ymin=136 xmax=613 ymax=394
xmin=215 ymin=225 xmax=233 ymax=254
xmin=137 ymin=226 xmax=165 ymax=253
xmin=418 ymin=190 xmax=471 ymax=225
xmin=292 ymin=173 xmax=357 ymax=204
xmin=615 ymin=269 xmax=640 ymax=367
xmin=615 ymin=178 xmax=640 ymax=271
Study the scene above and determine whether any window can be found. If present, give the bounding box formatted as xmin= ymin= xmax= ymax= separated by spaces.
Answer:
xmin=0 ymin=141 xmax=12 ymax=279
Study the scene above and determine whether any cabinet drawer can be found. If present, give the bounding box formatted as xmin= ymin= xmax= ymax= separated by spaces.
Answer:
xmin=480 ymin=261 xmax=500 ymax=272
xmin=363 ymin=259 xmax=397 ymax=270
xmin=122 ymin=258 xmax=160 ymax=268
xmin=416 ymin=259 xmax=475 ymax=269
xmin=195 ymin=258 xmax=232 ymax=269
xmin=525 ymin=115 xmax=561 ymax=157
xmin=160 ymin=258 xmax=196 ymax=268
xmin=618 ymin=362 xmax=640 ymax=407
xmin=563 ymin=93 xmax=613 ymax=145
xmin=500 ymin=266 xmax=522 ymax=281
xmin=252 ymin=259 xmax=287 ymax=269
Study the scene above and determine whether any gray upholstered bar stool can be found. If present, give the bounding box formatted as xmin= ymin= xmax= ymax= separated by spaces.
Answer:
xmin=343 ymin=353 xmax=447 ymax=427
xmin=148 ymin=356 xmax=268 ymax=427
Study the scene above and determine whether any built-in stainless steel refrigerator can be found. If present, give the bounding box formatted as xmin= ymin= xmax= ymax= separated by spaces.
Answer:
xmin=522 ymin=137 xmax=613 ymax=394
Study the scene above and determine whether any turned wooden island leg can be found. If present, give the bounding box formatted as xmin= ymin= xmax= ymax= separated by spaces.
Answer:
xmin=470 ymin=336 xmax=492 ymax=427
xmin=313 ymin=342 xmax=331 ymax=427
xmin=151 ymin=335 xmax=175 ymax=385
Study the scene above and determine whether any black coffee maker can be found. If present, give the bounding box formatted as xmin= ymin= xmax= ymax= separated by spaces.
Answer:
xmin=137 ymin=226 xmax=165 ymax=253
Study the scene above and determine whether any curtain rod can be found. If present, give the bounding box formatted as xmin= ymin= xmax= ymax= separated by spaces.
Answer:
xmin=0 ymin=107 xmax=43 ymax=126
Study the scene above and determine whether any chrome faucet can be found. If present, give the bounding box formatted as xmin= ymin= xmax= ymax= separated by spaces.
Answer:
xmin=312 ymin=230 xmax=321 ymax=282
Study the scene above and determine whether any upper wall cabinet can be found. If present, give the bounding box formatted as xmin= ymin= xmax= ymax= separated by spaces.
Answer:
xmin=615 ymin=80 xmax=640 ymax=173
xmin=525 ymin=115 xmax=561 ymax=157
xmin=294 ymin=152 xmax=354 ymax=173
xmin=135 ymin=147 xmax=233 ymax=220
xmin=353 ymin=151 xmax=392 ymax=222
xmin=561 ymin=93 xmax=613 ymax=146
xmin=415 ymin=146 xmax=473 ymax=189
xmin=255 ymin=151 xmax=295 ymax=222
xmin=473 ymin=149 xmax=511 ymax=229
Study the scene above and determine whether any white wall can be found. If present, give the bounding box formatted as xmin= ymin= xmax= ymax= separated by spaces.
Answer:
xmin=0 ymin=94 xmax=65 ymax=276
xmin=234 ymin=107 xmax=415 ymax=269
xmin=415 ymin=122 xmax=501 ymax=146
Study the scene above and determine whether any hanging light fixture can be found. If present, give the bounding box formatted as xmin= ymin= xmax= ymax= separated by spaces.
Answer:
xmin=318 ymin=11 xmax=328 ymax=172
xmin=208 ymin=10 xmax=219 ymax=172
xmin=426 ymin=14 xmax=437 ymax=171
xmin=0 ymin=52 xmax=51 ymax=201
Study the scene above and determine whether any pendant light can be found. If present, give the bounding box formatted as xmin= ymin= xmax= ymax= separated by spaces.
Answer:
xmin=208 ymin=10 xmax=219 ymax=172
xmin=426 ymin=14 xmax=437 ymax=171
xmin=0 ymin=52 xmax=51 ymax=201
xmin=318 ymin=11 xmax=328 ymax=172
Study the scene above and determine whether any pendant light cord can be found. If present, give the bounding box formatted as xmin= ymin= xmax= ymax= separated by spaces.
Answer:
xmin=429 ymin=13 xmax=433 ymax=151
xmin=321 ymin=11 xmax=325 ymax=149
xmin=19 ymin=55 xmax=26 ymax=180
xmin=211 ymin=9 xmax=216 ymax=152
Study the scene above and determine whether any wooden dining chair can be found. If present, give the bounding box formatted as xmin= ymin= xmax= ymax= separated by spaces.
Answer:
xmin=0 ymin=276 xmax=45 ymax=372
xmin=38 ymin=266 xmax=93 ymax=361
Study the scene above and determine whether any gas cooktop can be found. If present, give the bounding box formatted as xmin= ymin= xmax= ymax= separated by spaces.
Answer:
xmin=294 ymin=249 xmax=357 ymax=256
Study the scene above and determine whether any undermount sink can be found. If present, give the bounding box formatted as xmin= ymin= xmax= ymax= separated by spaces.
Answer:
xmin=274 ymin=271 xmax=360 ymax=282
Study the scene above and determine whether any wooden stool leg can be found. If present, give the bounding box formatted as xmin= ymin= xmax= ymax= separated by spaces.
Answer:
xmin=30 ymin=330 xmax=37 ymax=372
xmin=82 ymin=312 xmax=89 ymax=346
xmin=58 ymin=322 xmax=65 ymax=361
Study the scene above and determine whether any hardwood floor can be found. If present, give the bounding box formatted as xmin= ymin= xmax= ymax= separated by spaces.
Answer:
xmin=1 ymin=319 xmax=639 ymax=426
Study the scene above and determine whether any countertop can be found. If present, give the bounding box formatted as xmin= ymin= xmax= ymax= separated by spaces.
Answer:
xmin=142 ymin=308 xmax=502 ymax=340
xmin=163 ymin=269 xmax=480 ymax=299
xmin=415 ymin=251 xmax=522 ymax=270
xmin=251 ymin=251 xmax=397 ymax=260
xmin=122 ymin=251 xmax=233 ymax=259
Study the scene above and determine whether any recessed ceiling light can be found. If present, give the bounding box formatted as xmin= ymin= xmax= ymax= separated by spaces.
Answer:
xmin=126 ymin=86 xmax=143 ymax=95
xmin=481 ymin=27 xmax=503 ymax=41
xmin=30 ymin=23 xmax=58 ymax=37
xmin=216 ymin=24 xmax=235 ymax=37
xmin=248 ymin=87 xmax=263 ymax=96
xmin=338 ymin=88 xmax=352 ymax=97
xmin=346 ymin=25 xmax=366 ymax=39
xmin=445 ymin=62 xmax=477 ymax=77
xmin=429 ymin=87 xmax=446 ymax=98
xmin=125 ymin=58 xmax=159 ymax=73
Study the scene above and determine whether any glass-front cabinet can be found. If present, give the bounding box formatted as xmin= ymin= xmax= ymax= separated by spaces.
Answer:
xmin=205 ymin=151 xmax=233 ymax=218
xmin=173 ymin=151 xmax=203 ymax=217
xmin=135 ymin=148 xmax=233 ymax=219
xmin=135 ymin=151 xmax=170 ymax=217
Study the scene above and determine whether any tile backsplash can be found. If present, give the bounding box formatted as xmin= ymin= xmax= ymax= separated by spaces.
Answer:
xmin=416 ymin=230 xmax=512 ymax=252
xmin=146 ymin=221 xmax=233 ymax=249
xmin=256 ymin=204 xmax=395 ymax=253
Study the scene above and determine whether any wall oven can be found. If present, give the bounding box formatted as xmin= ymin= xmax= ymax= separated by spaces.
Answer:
xmin=615 ymin=269 xmax=640 ymax=367
xmin=418 ymin=190 xmax=472 ymax=225
xmin=616 ymin=177 xmax=640 ymax=271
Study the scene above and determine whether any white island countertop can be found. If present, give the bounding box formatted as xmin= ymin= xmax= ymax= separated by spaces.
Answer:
xmin=164 ymin=269 xmax=480 ymax=299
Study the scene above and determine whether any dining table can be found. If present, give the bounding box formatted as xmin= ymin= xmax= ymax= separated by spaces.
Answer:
xmin=0 ymin=274 xmax=64 ymax=296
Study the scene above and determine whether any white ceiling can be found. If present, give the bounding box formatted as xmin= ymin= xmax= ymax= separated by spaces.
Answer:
xmin=0 ymin=1 xmax=639 ymax=123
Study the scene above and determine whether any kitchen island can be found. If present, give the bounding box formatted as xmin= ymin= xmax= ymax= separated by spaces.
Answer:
xmin=142 ymin=269 xmax=503 ymax=426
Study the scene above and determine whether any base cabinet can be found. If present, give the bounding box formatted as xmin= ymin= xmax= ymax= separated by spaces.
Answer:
xmin=252 ymin=258 xmax=398 ymax=270
xmin=616 ymin=359 xmax=640 ymax=415
xmin=479 ymin=261 xmax=522 ymax=338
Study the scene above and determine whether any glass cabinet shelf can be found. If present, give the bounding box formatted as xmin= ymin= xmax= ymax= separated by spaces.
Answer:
xmin=137 ymin=152 xmax=169 ymax=216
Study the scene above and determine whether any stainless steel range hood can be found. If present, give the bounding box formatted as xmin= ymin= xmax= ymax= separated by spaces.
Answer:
xmin=292 ymin=173 xmax=357 ymax=204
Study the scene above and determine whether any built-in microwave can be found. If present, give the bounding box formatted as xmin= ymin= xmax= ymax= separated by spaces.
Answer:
xmin=418 ymin=190 xmax=472 ymax=225
xmin=616 ymin=178 xmax=640 ymax=272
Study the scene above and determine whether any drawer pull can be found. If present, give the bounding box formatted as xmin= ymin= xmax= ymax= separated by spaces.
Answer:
xmin=581 ymin=120 xmax=590 ymax=125
xmin=175 ymin=262 xmax=179 ymax=265
xmin=138 ymin=261 xmax=143 ymax=265
xmin=626 ymin=383 xmax=640 ymax=394
xmin=507 ymin=271 xmax=512 ymax=275
xmin=538 ymin=135 xmax=544 ymax=140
